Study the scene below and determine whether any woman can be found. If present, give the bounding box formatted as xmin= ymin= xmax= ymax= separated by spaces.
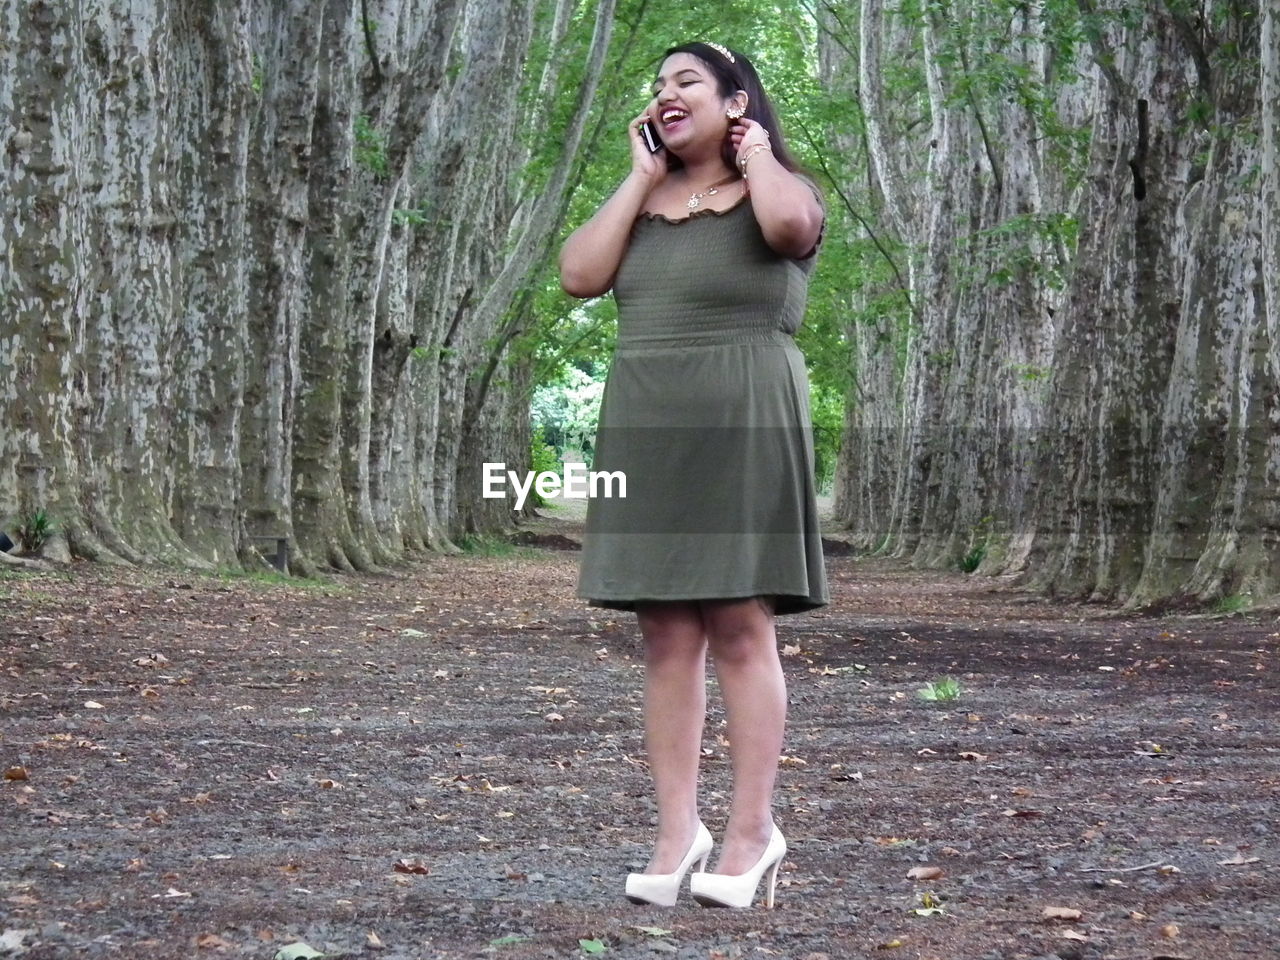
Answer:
xmin=558 ymin=41 xmax=829 ymax=909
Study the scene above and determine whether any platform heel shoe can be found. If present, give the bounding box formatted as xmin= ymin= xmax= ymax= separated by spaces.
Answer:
xmin=625 ymin=821 xmax=714 ymax=907
xmin=689 ymin=824 xmax=787 ymax=909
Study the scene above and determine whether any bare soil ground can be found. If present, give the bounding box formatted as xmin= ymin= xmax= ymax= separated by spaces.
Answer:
xmin=2 ymin=507 xmax=1277 ymax=960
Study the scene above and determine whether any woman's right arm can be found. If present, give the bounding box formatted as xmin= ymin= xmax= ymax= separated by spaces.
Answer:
xmin=559 ymin=112 xmax=667 ymax=299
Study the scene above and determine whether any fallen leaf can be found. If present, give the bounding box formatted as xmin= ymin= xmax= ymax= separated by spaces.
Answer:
xmin=0 ymin=930 xmax=36 ymax=953
xmin=906 ymin=866 xmax=944 ymax=881
xmin=392 ymin=858 xmax=430 ymax=875
xmin=274 ymin=943 xmax=324 ymax=960
xmin=1042 ymin=906 xmax=1082 ymax=921
xmin=504 ymin=864 xmax=527 ymax=881
xmin=579 ymin=938 xmax=607 ymax=954
xmin=366 ymin=931 xmax=384 ymax=949
xmin=958 ymin=751 xmax=987 ymax=762
xmin=544 ymin=712 xmax=564 ymax=722
xmin=84 ymin=701 xmax=105 ymax=710
xmin=3 ymin=766 xmax=29 ymax=781
xmin=1061 ymin=930 xmax=1088 ymax=942
xmin=1218 ymin=853 xmax=1260 ymax=866
xmin=197 ymin=933 xmax=231 ymax=950
xmin=1160 ymin=923 xmax=1180 ymax=939
xmin=874 ymin=941 xmax=906 ymax=950
xmin=781 ymin=644 xmax=802 ymax=656
xmin=632 ymin=926 xmax=673 ymax=937
xmin=1157 ymin=864 xmax=1181 ymax=875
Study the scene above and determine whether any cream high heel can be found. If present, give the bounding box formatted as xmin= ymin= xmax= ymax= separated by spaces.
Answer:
xmin=625 ymin=821 xmax=714 ymax=907
xmin=689 ymin=824 xmax=786 ymax=909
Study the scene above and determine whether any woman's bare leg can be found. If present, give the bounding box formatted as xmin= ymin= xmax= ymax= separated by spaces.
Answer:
xmin=635 ymin=600 xmax=708 ymax=873
xmin=702 ymin=595 xmax=785 ymax=875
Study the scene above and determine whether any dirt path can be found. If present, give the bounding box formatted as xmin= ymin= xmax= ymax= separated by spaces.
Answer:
xmin=1 ymin=513 xmax=1276 ymax=959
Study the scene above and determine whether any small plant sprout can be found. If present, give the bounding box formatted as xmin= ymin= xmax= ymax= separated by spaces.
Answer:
xmin=16 ymin=508 xmax=55 ymax=553
xmin=918 ymin=677 xmax=962 ymax=702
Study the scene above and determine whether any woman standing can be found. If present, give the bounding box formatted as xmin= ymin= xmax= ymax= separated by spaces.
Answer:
xmin=558 ymin=41 xmax=828 ymax=909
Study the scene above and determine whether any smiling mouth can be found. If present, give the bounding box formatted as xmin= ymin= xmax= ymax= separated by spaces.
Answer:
xmin=660 ymin=108 xmax=689 ymax=128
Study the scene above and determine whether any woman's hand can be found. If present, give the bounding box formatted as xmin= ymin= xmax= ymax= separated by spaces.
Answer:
xmin=729 ymin=118 xmax=771 ymax=170
xmin=628 ymin=111 xmax=668 ymax=186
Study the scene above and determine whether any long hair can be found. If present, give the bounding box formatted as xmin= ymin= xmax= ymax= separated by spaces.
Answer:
xmin=657 ymin=42 xmax=807 ymax=177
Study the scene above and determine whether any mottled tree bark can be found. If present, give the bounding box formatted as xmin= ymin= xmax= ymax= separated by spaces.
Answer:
xmin=1 ymin=0 xmax=616 ymax=574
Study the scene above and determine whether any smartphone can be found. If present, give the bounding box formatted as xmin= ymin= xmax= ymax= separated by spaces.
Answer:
xmin=639 ymin=119 xmax=664 ymax=154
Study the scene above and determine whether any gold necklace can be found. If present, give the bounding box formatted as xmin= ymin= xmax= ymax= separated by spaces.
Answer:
xmin=687 ymin=173 xmax=741 ymax=209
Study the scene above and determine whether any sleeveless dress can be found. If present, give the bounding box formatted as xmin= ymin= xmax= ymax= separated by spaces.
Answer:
xmin=576 ymin=183 xmax=829 ymax=617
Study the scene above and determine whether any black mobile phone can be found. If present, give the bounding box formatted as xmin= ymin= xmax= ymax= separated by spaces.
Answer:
xmin=639 ymin=119 xmax=664 ymax=154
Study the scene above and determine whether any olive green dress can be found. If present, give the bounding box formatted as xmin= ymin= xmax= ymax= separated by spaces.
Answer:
xmin=576 ymin=183 xmax=829 ymax=616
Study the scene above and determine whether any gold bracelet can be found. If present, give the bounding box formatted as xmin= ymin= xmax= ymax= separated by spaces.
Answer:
xmin=738 ymin=143 xmax=772 ymax=175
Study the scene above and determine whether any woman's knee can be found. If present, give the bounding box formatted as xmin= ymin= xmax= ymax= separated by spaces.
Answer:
xmin=638 ymin=601 xmax=706 ymax=662
xmin=703 ymin=597 xmax=776 ymax=664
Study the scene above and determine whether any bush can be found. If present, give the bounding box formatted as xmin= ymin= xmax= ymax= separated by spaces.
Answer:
xmin=529 ymin=425 xmax=561 ymax=509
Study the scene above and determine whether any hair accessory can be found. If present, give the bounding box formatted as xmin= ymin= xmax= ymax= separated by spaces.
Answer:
xmin=704 ymin=41 xmax=736 ymax=63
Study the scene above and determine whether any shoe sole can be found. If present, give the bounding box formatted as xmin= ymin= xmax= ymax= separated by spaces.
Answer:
xmin=691 ymin=893 xmax=735 ymax=908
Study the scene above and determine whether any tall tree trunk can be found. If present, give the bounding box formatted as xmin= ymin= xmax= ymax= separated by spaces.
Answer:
xmin=169 ymin=0 xmax=254 ymax=566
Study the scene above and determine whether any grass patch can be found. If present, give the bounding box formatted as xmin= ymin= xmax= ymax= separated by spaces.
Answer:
xmin=212 ymin=568 xmax=336 ymax=590
xmin=1213 ymin=592 xmax=1252 ymax=615
xmin=456 ymin=534 xmax=541 ymax=559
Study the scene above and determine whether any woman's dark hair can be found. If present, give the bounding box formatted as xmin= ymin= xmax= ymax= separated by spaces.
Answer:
xmin=657 ymin=42 xmax=808 ymax=179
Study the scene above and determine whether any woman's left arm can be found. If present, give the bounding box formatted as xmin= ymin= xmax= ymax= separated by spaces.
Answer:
xmin=731 ymin=120 xmax=823 ymax=259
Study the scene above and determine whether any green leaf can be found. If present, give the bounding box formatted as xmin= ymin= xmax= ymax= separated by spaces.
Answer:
xmin=275 ymin=943 xmax=325 ymax=960
xmin=490 ymin=935 xmax=531 ymax=947
xmin=579 ymin=939 xmax=608 ymax=954
xmin=631 ymin=926 xmax=673 ymax=937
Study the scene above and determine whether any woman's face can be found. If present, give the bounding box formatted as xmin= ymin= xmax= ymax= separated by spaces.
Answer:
xmin=648 ymin=53 xmax=735 ymax=155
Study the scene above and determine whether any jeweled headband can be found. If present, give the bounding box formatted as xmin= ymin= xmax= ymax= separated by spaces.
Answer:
xmin=703 ymin=41 xmax=736 ymax=63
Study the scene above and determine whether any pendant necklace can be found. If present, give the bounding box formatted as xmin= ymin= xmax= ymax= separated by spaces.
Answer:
xmin=687 ymin=173 xmax=741 ymax=209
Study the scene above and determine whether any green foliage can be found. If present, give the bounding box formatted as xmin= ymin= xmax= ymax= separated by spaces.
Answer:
xmin=529 ymin=424 xmax=562 ymax=509
xmin=959 ymin=542 xmax=986 ymax=573
xmin=392 ymin=207 xmax=429 ymax=228
xmin=456 ymin=534 xmax=540 ymax=559
xmin=16 ymin=508 xmax=54 ymax=553
xmin=251 ymin=55 xmax=264 ymax=96
xmin=1214 ymin=593 xmax=1251 ymax=615
xmin=214 ymin=568 xmax=335 ymax=590
xmin=809 ymin=380 xmax=844 ymax=494
xmin=490 ymin=935 xmax=531 ymax=948
xmin=918 ymin=677 xmax=962 ymax=702
xmin=354 ymin=114 xmax=390 ymax=177
xmin=960 ymin=516 xmax=995 ymax=572
xmin=530 ymin=364 xmax=605 ymax=464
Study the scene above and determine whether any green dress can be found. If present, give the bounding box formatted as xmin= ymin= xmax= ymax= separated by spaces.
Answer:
xmin=576 ymin=184 xmax=829 ymax=617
